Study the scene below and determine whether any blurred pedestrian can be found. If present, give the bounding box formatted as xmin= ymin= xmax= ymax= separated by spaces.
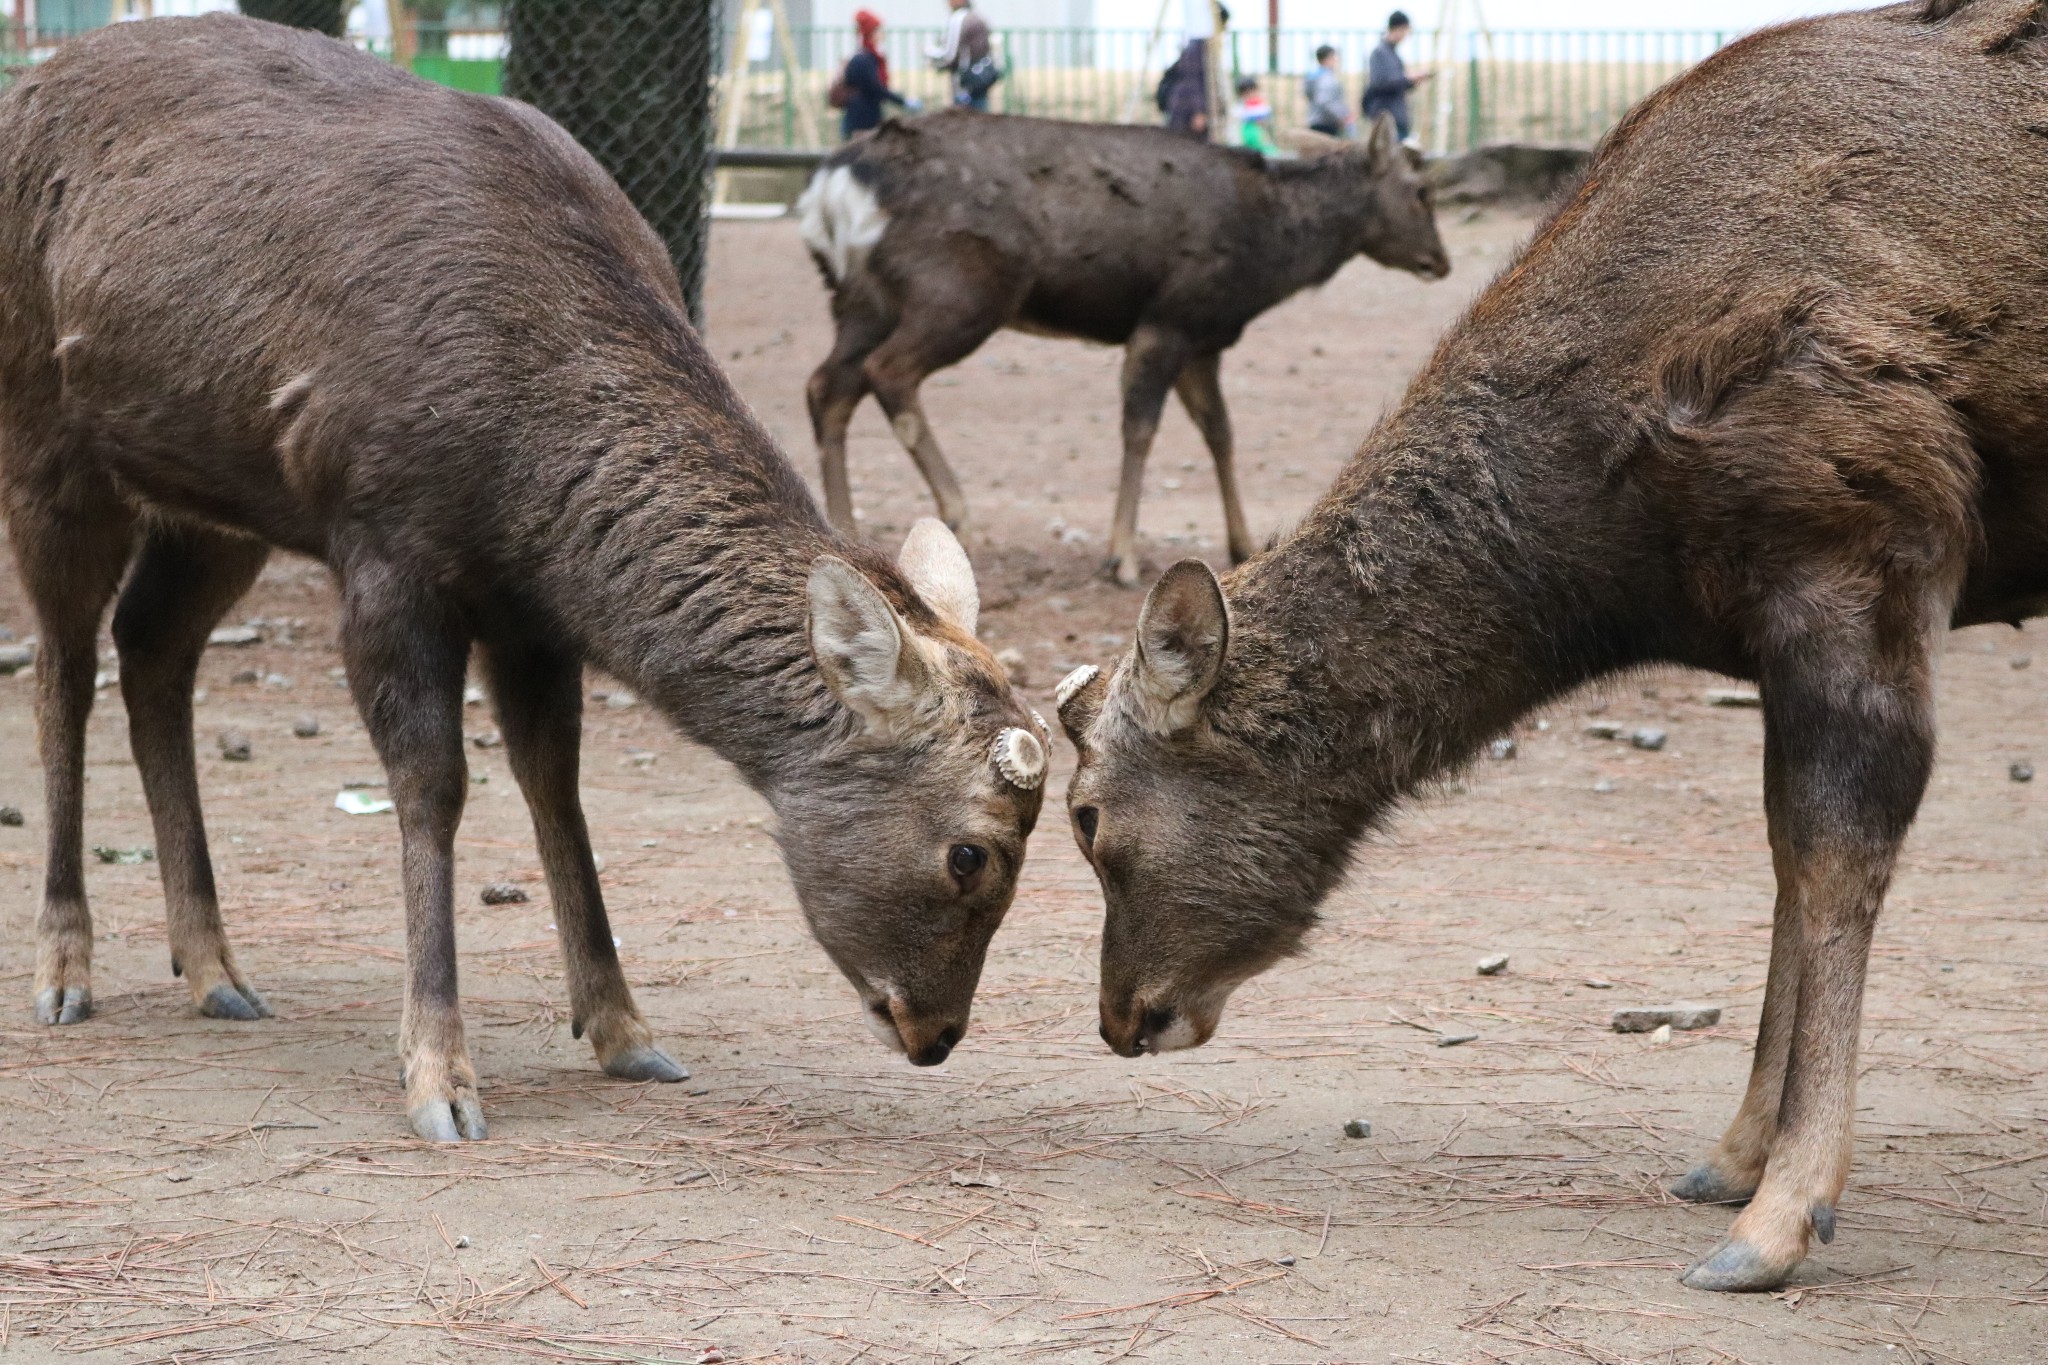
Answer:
xmin=928 ymin=0 xmax=999 ymax=111
xmin=1363 ymin=9 xmax=1431 ymax=142
xmin=833 ymin=9 xmax=921 ymax=139
xmin=1157 ymin=3 xmax=1228 ymax=140
xmin=1234 ymin=75 xmax=1277 ymax=154
xmin=1304 ymin=43 xmax=1351 ymax=138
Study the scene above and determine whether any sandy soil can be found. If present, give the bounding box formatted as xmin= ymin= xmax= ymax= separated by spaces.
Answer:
xmin=1 ymin=208 xmax=2044 ymax=1365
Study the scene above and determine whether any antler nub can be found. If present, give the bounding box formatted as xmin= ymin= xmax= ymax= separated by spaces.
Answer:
xmin=991 ymin=727 xmax=1046 ymax=791
xmin=1054 ymin=664 xmax=1100 ymax=712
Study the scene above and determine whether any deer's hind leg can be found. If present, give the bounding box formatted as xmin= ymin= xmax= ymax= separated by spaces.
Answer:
xmin=860 ymin=247 xmax=1016 ymax=535
xmin=2 ymin=457 xmax=136 ymax=1025
xmin=808 ymin=296 xmax=894 ymax=534
xmin=1173 ymin=352 xmax=1256 ymax=566
xmin=1678 ymin=586 xmax=1940 ymax=1292
xmin=1108 ymin=324 xmax=1193 ymax=587
xmin=480 ymin=637 xmax=686 ymax=1085
xmin=113 ymin=521 xmax=272 ymax=1020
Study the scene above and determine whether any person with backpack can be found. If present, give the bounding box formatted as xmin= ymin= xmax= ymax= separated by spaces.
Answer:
xmin=927 ymin=0 xmax=1000 ymax=111
xmin=832 ymin=9 xmax=921 ymax=139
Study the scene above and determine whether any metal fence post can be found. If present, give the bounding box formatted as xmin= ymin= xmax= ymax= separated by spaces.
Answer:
xmin=503 ymin=0 xmax=716 ymax=329
xmin=1467 ymin=52 xmax=1480 ymax=148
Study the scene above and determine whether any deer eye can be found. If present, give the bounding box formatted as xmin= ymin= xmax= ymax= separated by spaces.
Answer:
xmin=948 ymin=844 xmax=988 ymax=886
xmin=1074 ymin=806 xmax=1099 ymax=850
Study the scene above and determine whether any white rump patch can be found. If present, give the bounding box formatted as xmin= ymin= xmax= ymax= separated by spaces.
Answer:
xmin=797 ymin=165 xmax=889 ymax=285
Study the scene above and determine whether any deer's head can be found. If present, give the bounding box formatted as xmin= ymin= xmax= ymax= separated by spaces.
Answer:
xmin=780 ymin=520 xmax=1045 ymax=1067
xmin=1352 ymin=112 xmax=1451 ymax=280
xmin=1057 ymin=561 xmax=1353 ymax=1058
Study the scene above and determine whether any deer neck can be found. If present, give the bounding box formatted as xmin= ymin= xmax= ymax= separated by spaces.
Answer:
xmin=520 ymin=386 xmax=851 ymax=790
xmin=1223 ymin=374 xmax=1646 ymax=818
xmin=1264 ymin=158 xmax=1378 ymax=295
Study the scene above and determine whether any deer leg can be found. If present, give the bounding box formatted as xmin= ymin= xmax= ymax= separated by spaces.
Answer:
xmin=1679 ymin=611 xmax=1934 ymax=1292
xmin=7 ymin=481 xmax=134 ymax=1025
xmin=479 ymin=638 xmax=685 ymax=1084
xmin=864 ymin=348 xmax=968 ymax=534
xmin=1109 ymin=326 xmax=1191 ymax=588
xmin=338 ymin=560 xmax=482 ymax=1142
xmin=113 ymin=523 xmax=273 ymax=1021
xmin=1173 ymin=351 xmax=1256 ymax=565
xmin=1671 ymin=830 xmax=1801 ymax=1206
xmin=860 ymin=268 xmax=1009 ymax=536
xmin=807 ymin=310 xmax=891 ymax=534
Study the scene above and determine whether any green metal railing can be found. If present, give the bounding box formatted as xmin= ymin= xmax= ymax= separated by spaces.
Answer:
xmin=4 ymin=20 xmax=1730 ymax=153
xmin=712 ymin=26 xmax=1729 ymax=151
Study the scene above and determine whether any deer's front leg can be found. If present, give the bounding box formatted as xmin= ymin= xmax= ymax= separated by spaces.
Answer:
xmin=480 ymin=638 xmax=685 ymax=1084
xmin=340 ymin=563 xmax=484 ymax=1142
xmin=1680 ymin=631 xmax=1932 ymax=1292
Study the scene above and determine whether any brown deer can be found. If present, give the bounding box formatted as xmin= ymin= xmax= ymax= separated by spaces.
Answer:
xmin=799 ymin=110 xmax=1449 ymax=586
xmin=1055 ymin=0 xmax=2048 ymax=1292
xmin=0 ymin=16 xmax=1048 ymax=1142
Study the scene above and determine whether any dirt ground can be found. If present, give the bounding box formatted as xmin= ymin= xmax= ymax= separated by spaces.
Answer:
xmin=2 ymin=207 xmax=2045 ymax=1365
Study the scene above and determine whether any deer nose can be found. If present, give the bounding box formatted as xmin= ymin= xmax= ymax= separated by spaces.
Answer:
xmin=908 ymin=1024 xmax=961 ymax=1067
xmin=1099 ymin=998 xmax=1172 ymax=1058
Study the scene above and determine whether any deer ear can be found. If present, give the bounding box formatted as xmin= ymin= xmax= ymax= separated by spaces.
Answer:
xmin=897 ymin=518 xmax=978 ymax=635
xmin=1127 ymin=559 xmax=1228 ymax=736
xmin=808 ymin=556 xmax=930 ymax=738
xmin=1365 ymin=111 xmax=1400 ymax=173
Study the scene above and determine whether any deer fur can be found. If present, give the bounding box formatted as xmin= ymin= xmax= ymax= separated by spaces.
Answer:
xmin=0 ymin=16 xmax=1043 ymax=1141
xmin=1061 ymin=0 xmax=2048 ymax=1291
xmin=800 ymin=110 xmax=1450 ymax=586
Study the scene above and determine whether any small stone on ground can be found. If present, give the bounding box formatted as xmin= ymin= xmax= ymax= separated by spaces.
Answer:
xmin=0 ymin=806 xmax=21 ymax=827
xmin=480 ymin=883 xmax=529 ymax=906
xmin=292 ymin=715 xmax=320 ymax=738
xmin=1343 ymin=1118 xmax=1372 ymax=1138
xmin=1476 ymin=953 xmax=1509 ymax=976
xmin=218 ymin=731 xmax=252 ymax=762
xmin=1611 ymin=1002 xmax=1721 ymax=1033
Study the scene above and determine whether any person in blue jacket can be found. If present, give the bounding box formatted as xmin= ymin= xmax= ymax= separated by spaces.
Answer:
xmin=839 ymin=10 xmax=922 ymax=139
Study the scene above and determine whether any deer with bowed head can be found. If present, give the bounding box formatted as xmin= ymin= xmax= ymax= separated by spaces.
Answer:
xmin=0 ymin=15 xmax=1044 ymax=1143
xmin=1058 ymin=0 xmax=2048 ymax=1293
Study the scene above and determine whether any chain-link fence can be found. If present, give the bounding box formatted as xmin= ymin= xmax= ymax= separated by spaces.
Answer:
xmin=237 ymin=0 xmax=347 ymax=37
xmin=503 ymin=0 xmax=716 ymax=328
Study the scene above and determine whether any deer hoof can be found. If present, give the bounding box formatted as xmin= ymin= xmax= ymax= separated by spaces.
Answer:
xmin=604 ymin=1045 xmax=690 ymax=1083
xmin=1106 ymin=556 xmax=1143 ymax=589
xmin=409 ymin=1094 xmax=488 ymax=1143
xmin=200 ymin=981 xmax=273 ymax=1021
xmin=1679 ymin=1238 xmax=1798 ymax=1293
xmin=34 ymin=984 xmax=92 ymax=1026
xmin=1669 ymin=1163 xmax=1754 ymax=1206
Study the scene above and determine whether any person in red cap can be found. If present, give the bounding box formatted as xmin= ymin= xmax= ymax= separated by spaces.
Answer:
xmin=833 ymin=10 xmax=922 ymax=139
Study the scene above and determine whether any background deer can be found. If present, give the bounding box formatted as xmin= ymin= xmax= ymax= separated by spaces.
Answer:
xmin=1056 ymin=0 xmax=2048 ymax=1292
xmin=0 ymin=16 xmax=1047 ymax=1142
xmin=799 ymin=111 xmax=1449 ymax=586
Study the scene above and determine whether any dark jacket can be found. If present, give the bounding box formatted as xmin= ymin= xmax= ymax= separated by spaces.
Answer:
xmin=841 ymin=49 xmax=906 ymax=137
xmin=1363 ymin=37 xmax=1416 ymax=138
xmin=1158 ymin=37 xmax=1209 ymax=139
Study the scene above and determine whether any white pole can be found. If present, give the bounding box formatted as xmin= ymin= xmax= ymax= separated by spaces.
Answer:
xmin=1432 ymin=0 xmax=1458 ymax=155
